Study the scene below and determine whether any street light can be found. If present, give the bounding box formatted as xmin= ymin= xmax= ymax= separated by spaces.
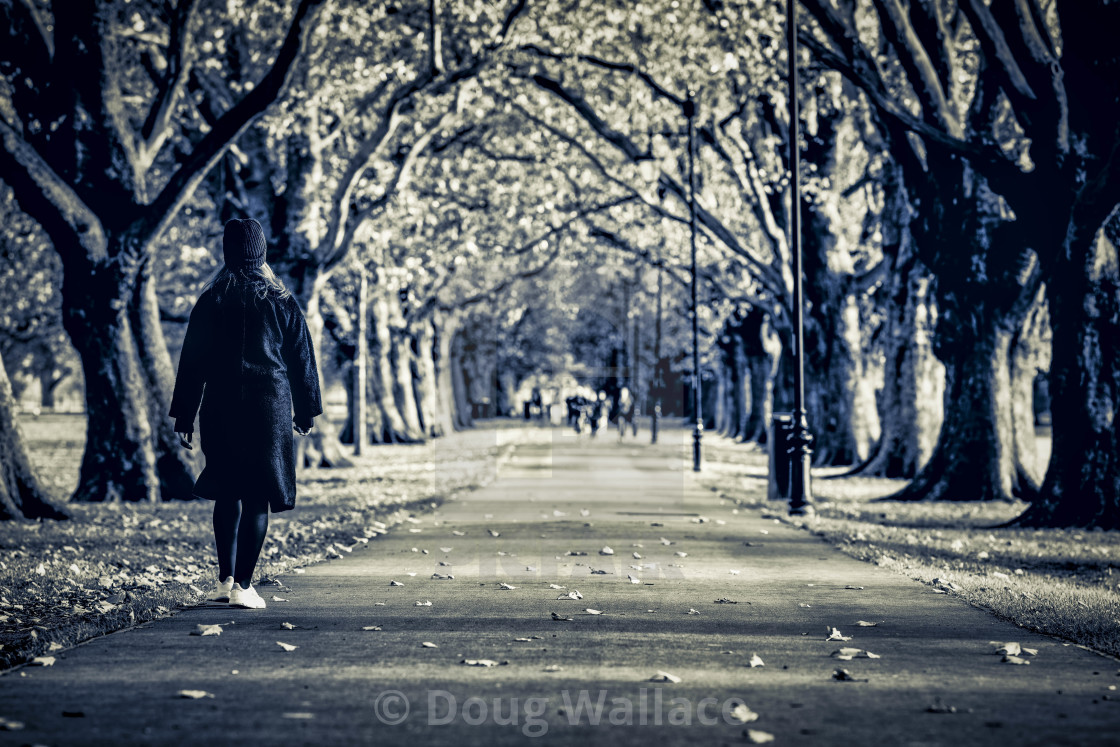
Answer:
xmin=684 ymin=90 xmax=702 ymax=473
xmin=786 ymin=0 xmax=814 ymax=515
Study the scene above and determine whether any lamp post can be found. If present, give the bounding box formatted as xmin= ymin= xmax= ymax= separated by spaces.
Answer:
xmin=685 ymin=90 xmax=702 ymax=473
xmin=786 ymin=0 xmax=814 ymax=515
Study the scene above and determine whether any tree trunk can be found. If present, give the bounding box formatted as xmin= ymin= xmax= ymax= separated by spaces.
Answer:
xmin=848 ymin=259 xmax=944 ymax=478
xmin=804 ymin=292 xmax=878 ymax=466
xmin=450 ymin=329 xmax=473 ymax=429
xmin=296 ymin=273 xmax=352 ymax=468
xmin=62 ymin=263 xmax=161 ymax=503
xmin=413 ymin=320 xmax=443 ymax=438
xmin=389 ymin=325 xmax=425 ymax=441
xmin=366 ymin=289 xmax=421 ymax=443
xmin=743 ymin=313 xmax=780 ymax=444
xmin=1014 ymin=223 xmax=1120 ymax=527
xmin=1009 ymin=284 xmax=1050 ymax=494
xmin=131 ymin=265 xmax=202 ymax=499
xmin=883 ymin=263 xmax=1041 ymax=503
xmin=0 ymin=350 xmax=67 ymax=520
xmin=432 ymin=312 xmax=460 ymax=434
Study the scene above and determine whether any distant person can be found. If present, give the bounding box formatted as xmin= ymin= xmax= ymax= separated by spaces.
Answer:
xmin=170 ymin=218 xmax=322 ymax=610
xmin=589 ymin=391 xmax=606 ymax=437
xmin=617 ymin=387 xmax=637 ymax=440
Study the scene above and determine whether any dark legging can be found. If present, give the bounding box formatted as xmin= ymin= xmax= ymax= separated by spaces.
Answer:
xmin=213 ymin=498 xmax=269 ymax=589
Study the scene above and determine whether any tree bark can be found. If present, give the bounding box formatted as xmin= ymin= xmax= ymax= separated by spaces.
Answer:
xmin=1014 ymin=223 xmax=1120 ymax=527
xmin=450 ymin=329 xmax=473 ymax=429
xmin=741 ymin=309 xmax=780 ymax=444
xmin=848 ymin=258 xmax=944 ymax=478
xmin=0 ymin=349 xmax=67 ymax=520
xmin=131 ymin=264 xmax=201 ymax=499
xmin=366 ymin=288 xmax=422 ymax=443
xmin=294 ymin=273 xmax=352 ymax=468
xmin=62 ymin=262 xmax=161 ymax=503
xmin=432 ymin=312 xmax=461 ymax=433
xmin=1009 ymin=284 xmax=1050 ymax=493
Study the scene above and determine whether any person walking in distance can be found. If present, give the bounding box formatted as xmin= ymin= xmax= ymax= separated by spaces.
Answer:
xmin=170 ymin=218 xmax=323 ymax=609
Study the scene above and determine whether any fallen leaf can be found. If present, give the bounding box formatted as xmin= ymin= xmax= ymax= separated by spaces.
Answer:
xmin=844 ymin=585 xmax=864 ymax=590
xmin=498 ymin=583 xmax=517 ymax=590
xmin=559 ymin=590 xmax=584 ymax=600
xmin=488 ymin=529 xmax=501 ymax=538
xmin=361 ymin=625 xmax=382 ymax=631
xmin=461 ymin=659 xmax=501 ymax=667
xmin=421 ymin=642 xmax=439 ymax=648
xmin=1002 ymin=655 xmax=1030 ymax=665
xmin=282 ymin=712 xmax=315 ymax=719
xmin=729 ymin=570 xmax=741 ymax=575
xmin=748 ymin=653 xmax=765 ymax=668
xmin=439 ymin=547 xmax=453 ymax=553
xmin=590 ymin=569 xmax=609 ymax=575
xmin=191 ymin=624 xmax=223 ymax=637
xmin=831 ymin=648 xmax=880 ymax=660
xmin=451 ymin=530 xmax=466 ymax=537
xmin=715 ymin=598 xmax=738 ymax=604
xmin=47 ymin=641 xmax=64 ymax=652
xmin=388 ymin=580 xmax=405 ymax=587
xmin=674 ymin=551 xmax=688 ymax=558
xmin=687 ymin=608 xmax=701 ymax=615
xmin=29 ymin=656 xmax=55 ymax=667
xmin=855 ymin=621 xmax=878 ymax=627
xmin=276 ymin=642 xmax=298 ymax=652
xmin=551 ymin=612 xmax=573 ymax=621
xmin=0 ymin=716 xmax=25 ymax=730
xmin=649 ymin=671 xmax=682 ymax=683
xmin=271 ymin=596 xmax=287 ymax=602
xmin=177 ymin=690 xmax=215 ymax=699
xmin=744 ymin=729 xmax=775 ymax=744
xmin=826 ymin=627 xmax=852 ymax=642
xmin=628 ymin=575 xmax=641 ymax=584
xmin=599 ymin=546 xmax=615 ymax=556
xmin=543 ymin=664 xmax=563 ymax=672
xmin=633 ymin=552 xmax=642 ymax=559
xmin=584 ymin=608 xmax=603 ymax=615
xmin=728 ymin=703 xmax=759 ymax=723
xmin=927 ymin=702 xmax=958 ymax=714
xmin=991 ymin=641 xmax=1021 ymax=656
xmin=415 ymin=600 xmax=432 ymax=607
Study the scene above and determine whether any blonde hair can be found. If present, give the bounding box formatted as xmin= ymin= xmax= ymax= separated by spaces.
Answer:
xmin=204 ymin=262 xmax=291 ymax=302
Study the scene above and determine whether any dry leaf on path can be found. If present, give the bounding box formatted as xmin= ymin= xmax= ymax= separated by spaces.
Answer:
xmin=559 ymin=590 xmax=583 ymax=600
xmin=177 ymin=690 xmax=215 ymax=699
xmin=744 ymin=729 xmax=775 ymax=744
xmin=649 ymin=671 xmax=682 ymax=683
xmin=488 ymin=529 xmax=501 ymax=538
xmin=0 ymin=717 xmax=25 ymax=731
xmin=543 ymin=664 xmax=563 ymax=672
xmin=844 ymin=585 xmax=864 ymax=590
xmin=389 ymin=580 xmax=404 ymax=587
xmin=498 ymin=583 xmax=517 ymax=590
xmin=832 ymin=648 xmax=880 ymax=660
xmin=855 ymin=621 xmax=878 ymax=627
xmin=728 ymin=703 xmax=759 ymax=723
xmin=748 ymin=654 xmax=765 ymax=668
xmin=551 ymin=612 xmax=573 ymax=621
xmin=276 ymin=642 xmax=298 ymax=652
xmin=1001 ymin=655 xmax=1031 ymax=665
xmin=826 ymin=627 xmax=852 ymax=642
xmin=628 ymin=575 xmax=641 ymax=584
xmin=549 ymin=584 xmax=566 ymax=590
xmin=421 ymin=642 xmax=439 ymax=648
xmin=461 ymin=659 xmax=502 ymax=667
xmin=191 ymin=624 xmax=223 ymax=636
xmin=715 ymin=598 xmax=738 ymax=604
xmin=361 ymin=626 xmax=382 ymax=631
xmin=599 ymin=546 xmax=615 ymax=556
xmin=415 ymin=600 xmax=432 ymax=607
xmin=584 ymin=608 xmax=603 ymax=615
xmin=687 ymin=608 xmax=701 ymax=615
xmin=271 ymin=596 xmax=287 ymax=602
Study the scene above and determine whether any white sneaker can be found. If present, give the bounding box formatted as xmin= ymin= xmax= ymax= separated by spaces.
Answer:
xmin=229 ymin=584 xmax=267 ymax=609
xmin=206 ymin=576 xmax=235 ymax=603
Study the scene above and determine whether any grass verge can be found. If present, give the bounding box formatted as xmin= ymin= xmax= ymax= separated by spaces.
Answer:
xmin=0 ymin=416 xmax=538 ymax=670
xmin=698 ymin=436 xmax=1120 ymax=660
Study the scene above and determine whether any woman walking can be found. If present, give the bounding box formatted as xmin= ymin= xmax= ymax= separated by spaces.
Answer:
xmin=170 ymin=218 xmax=322 ymax=609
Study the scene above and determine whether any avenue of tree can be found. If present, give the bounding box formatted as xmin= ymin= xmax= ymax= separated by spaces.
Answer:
xmin=0 ymin=0 xmax=1117 ymax=529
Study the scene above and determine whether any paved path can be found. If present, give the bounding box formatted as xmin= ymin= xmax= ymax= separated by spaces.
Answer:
xmin=2 ymin=426 xmax=1118 ymax=746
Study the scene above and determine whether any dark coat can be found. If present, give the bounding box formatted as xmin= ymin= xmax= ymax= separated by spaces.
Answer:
xmin=169 ymin=285 xmax=322 ymax=513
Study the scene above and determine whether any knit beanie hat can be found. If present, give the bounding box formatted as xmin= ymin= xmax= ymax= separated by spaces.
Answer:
xmin=223 ymin=218 xmax=267 ymax=270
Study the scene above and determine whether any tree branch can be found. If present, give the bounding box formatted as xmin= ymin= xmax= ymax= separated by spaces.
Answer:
xmin=140 ymin=0 xmax=327 ymax=250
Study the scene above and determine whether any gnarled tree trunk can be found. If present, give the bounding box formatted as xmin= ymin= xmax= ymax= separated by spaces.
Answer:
xmin=0 ymin=350 xmax=66 ymax=520
xmin=849 ymin=257 xmax=943 ymax=478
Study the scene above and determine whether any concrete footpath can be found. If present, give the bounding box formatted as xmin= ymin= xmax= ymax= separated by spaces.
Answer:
xmin=2 ymin=426 xmax=1118 ymax=746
